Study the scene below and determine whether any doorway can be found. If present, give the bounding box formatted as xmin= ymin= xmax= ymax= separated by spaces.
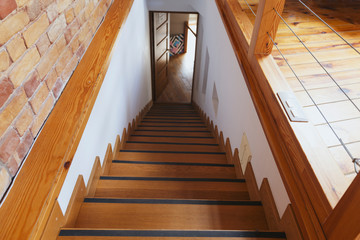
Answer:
xmin=150 ymin=12 xmax=199 ymax=104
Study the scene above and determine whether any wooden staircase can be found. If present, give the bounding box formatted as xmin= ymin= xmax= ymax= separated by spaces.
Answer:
xmin=57 ymin=103 xmax=286 ymax=239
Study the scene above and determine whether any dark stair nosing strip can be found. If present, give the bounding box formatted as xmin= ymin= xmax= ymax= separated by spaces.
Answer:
xmin=138 ymin=125 xmax=206 ymax=128
xmin=126 ymin=141 xmax=218 ymax=146
xmin=100 ymin=176 xmax=245 ymax=182
xmin=131 ymin=134 xmax=214 ymax=139
xmin=134 ymin=129 xmax=210 ymax=133
xmin=59 ymin=229 xmax=286 ymax=238
xmin=112 ymin=160 xmax=233 ymax=167
xmin=119 ymin=150 xmax=225 ymax=155
xmin=84 ymin=198 xmax=262 ymax=206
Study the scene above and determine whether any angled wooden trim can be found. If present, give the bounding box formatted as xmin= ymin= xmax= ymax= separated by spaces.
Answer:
xmin=225 ymin=138 xmax=233 ymax=164
xmin=244 ymin=162 xmax=261 ymax=201
xmin=86 ymin=157 xmax=102 ymax=197
xmin=233 ymin=148 xmax=245 ymax=179
xmin=113 ymin=135 xmax=121 ymax=159
xmin=41 ymin=175 xmax=86 ymax=240
xmin=63 ymin=176 xmax=86 ymax=228
xmin=281 ymin=205 xmax=303 ymax=240
xmin=260 ymin=178 xmax=281 ymax=230
xmin=102 ymin=144 xmax=113 ymax=176
xmin=0 ymin=1 xmax=135 ymax=239
xmin=40 ymin=202 xmax=65 ymax=240
xmin=324 ymin=174 xmax=360 ymax=240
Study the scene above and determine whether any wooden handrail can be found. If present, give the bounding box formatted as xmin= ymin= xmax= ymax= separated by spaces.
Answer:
xmin=0 ymin=0 xmax=134 ymax=239
xmin=216 ymin=0 xmax=337 ymax=238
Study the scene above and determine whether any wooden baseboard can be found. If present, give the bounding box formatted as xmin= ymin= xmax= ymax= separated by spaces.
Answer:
xmin=41 ymin=100 xmax=153 ymax=239
xmin=193 ymin=102 xmax=302 ymax=239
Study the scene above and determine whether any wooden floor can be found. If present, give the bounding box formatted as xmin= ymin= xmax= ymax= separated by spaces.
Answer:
xmin=57 ymin=104 xmax=286 ymax=239
xmin=239 ymin=0 xmax=360 ymax=183
xmin=157 ymin=32 xmax=196 ymax=103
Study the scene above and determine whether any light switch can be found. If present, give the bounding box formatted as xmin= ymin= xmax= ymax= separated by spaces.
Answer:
xmin=277 ymin=92 xmax=308 ymax=122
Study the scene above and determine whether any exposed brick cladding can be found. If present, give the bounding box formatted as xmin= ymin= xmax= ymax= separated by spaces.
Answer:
xmin=0 ymin=0 xmax=113 ymax=200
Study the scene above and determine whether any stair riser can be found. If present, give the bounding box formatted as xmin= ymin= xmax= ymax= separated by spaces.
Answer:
xmin=108 ymin=163 xmax=236 ymax=178
xmin=95 ymin=180 xmax=249 ymax=200
xmin=132 ymin=131 xmax=212 ymax=137
xmin=115 ymin=152 xmax=227 ymax=163
xmin=75 ymin=203 xmax=268 ymax=230
xmin=129 ymin=136 xmax=217 ymax=144
xmin=125 ymin=143 xmax=221 ymax=152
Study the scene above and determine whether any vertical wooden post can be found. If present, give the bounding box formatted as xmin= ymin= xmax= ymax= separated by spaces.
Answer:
xmin=248 ymin=0 xmax=285 ymax=56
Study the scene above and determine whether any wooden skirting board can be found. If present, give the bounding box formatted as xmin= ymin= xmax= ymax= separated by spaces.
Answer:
xmin=41 ymin=100 xmax=153 ymax=239
xmin=193 ymin=102 xmax=302 ymax=239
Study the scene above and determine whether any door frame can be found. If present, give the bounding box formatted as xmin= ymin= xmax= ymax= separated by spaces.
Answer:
xmin=149 ymin=11 xmax=200 ymax=103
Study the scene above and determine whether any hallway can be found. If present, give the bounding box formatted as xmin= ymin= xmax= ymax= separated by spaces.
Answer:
xmin=156 ymin=24 xmax=197 ymax=103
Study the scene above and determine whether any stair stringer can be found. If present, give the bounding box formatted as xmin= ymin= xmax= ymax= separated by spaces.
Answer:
xmin=40 ymin=100 xmax=153 ymax=240
xmin=193 ymin=102 xmax=302 ymax=240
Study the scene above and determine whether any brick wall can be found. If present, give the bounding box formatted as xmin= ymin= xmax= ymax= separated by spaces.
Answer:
xmin=0 ymin=0 xmax=112 ymax=200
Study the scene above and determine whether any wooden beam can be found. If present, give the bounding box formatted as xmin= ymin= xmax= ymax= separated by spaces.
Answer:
xmin=248 ymin=0 xmax=285 ymax=56
xmin=0 ymin=0 xmax=134 ymax=239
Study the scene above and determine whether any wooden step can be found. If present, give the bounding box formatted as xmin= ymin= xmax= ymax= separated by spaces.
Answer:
xmin=145 ymin=114 xmax=200 ymax=117
xmin=133 ymin=130 xmax=212 ymax=137
xmin=147 ymin=110 xmax=198 ymax=113
xmin=119 ymin=150 xmax=226 ymax=157
xmin=125 ymin=142 xmax=221 ymax=152
xmin=108 ymin=161 xmax=236 ymax=178
xmin=140 ymin=122 xmax=205 ymax=126
xmin=129 ymin=135 xmax=217 ymax=144
xmin=74 ymin=199 xmax=268 ymax=230
xmin=137 ymin=125 xmax=208 ymax=131
xmin=95 ymin=177 xmax=249 ymax=200
xmin=142 ymin=119 xmax=203 ymax=123
xmin=115 ymin=152 xmax=227 ymax=163
xmin=58 ymin=229 xmax=286 ymax=239
xmin=143 ymin=116 xmax=202 ymax=120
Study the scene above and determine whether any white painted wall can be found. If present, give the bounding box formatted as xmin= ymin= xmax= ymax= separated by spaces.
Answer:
xmin=148 ymin=0 xmax=290 ymax=217
xmin=58 ymin=0 xmax=152 ymax=213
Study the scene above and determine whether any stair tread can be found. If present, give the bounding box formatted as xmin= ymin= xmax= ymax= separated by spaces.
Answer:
xmin=115 ymin=152 xmax=227 ymax=163
xmin=125 ymin=142 xmax=221 ymax=152
xmin=108 ymin=162 xmax=236 ymax=178
xmin=133 ymin=130 xmax=212 ymax=137
xmin=59 ymin=104 xmax=280 ymax=239
xmin=95 ymin=179 xmax=249 ymax=200
xmin=58 ymin=229 xmax=286 ymax=239
xmin=129 ymin=135 xmax=217 ymax=144
xmin=75 ymin=201 xmax=268 ymax=230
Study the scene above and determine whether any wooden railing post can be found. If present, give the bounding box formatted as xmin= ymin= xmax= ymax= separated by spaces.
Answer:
xmin=248 ymin=0 xmax=285 ymax=56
